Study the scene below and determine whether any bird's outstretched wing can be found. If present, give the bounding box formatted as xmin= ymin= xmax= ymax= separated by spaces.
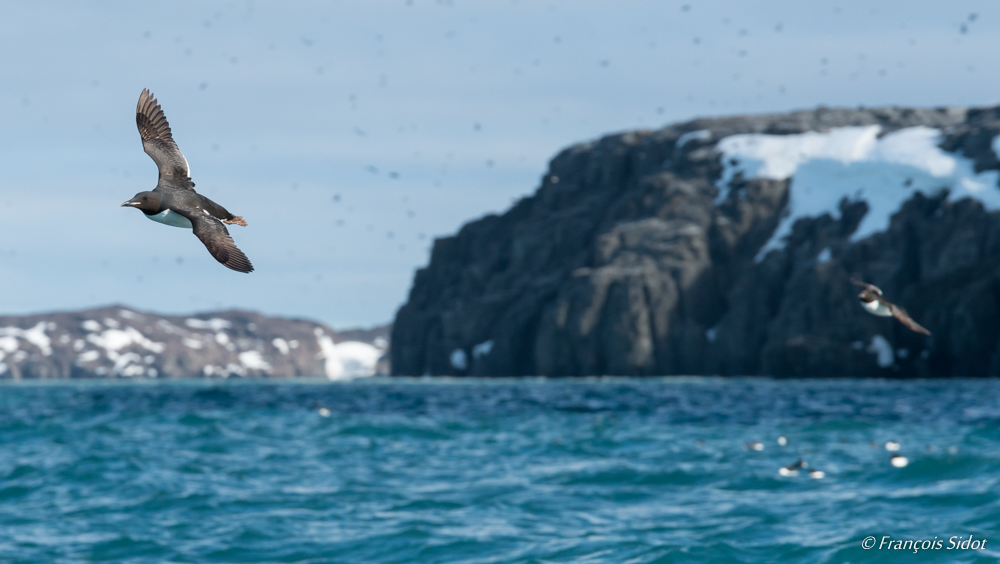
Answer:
xmin=889 ymin=303 xmax=931 ymax=335
xmin=136 ymin=89 xmax=195 ymax=190
xmin=850 ymin=274 xmax=882 ymax=295
xmin=180 ymin=211 xmax=254 ymax=273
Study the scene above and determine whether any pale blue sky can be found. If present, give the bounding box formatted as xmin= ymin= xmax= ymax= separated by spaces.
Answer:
xmin=0 ymin=1 xmax=998 ymax=328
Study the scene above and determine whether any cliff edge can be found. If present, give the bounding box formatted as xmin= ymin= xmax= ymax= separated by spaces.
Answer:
xmin=392 ymin=106 xmax=1000 ymax=377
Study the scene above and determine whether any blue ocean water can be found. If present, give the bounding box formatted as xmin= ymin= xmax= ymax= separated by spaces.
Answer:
xmin=1 ymin=378 xmax=999 ymax=564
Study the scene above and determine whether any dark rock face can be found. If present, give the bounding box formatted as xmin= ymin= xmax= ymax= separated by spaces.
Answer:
xmin=392 ymin=105 xmax=1000 ymax=377
xmin=0 ymin=306 xmax=391 ymax=379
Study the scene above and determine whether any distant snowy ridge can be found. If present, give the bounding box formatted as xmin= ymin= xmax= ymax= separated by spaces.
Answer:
xmin=0 ymin=306 xmax=391 ymax=380
xmin=716 ymin=125 xmax=1000 ymax=260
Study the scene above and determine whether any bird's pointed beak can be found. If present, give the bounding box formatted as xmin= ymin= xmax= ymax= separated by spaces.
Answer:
xmin=121 ymin=200 xmax=138 ymax=207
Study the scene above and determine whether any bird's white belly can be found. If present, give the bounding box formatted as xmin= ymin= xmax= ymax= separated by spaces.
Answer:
xmin=147 ymin=209 xmax=192 ymax=229
xmin=862 ymin=299 xmax=893 ymax=317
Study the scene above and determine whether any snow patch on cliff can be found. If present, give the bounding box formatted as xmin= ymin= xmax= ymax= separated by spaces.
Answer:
xmin=867 ymin=334 xmax=895 ymax=368
xmin=86 ymin=327 xmax=164 ymax=354
xmin=238 ymin=350 xmax=271 ymax=372
xmin=314 ymin=328 xmax=380 ymax=380
xmin=185 ymin=318 xmax=232 ymax=331
xmin=716 ymin=125 xmax=1000 ymax=260
xmin=472 ymin=340 xmax=494 ymax=358
xmin=677 ymin=129 xmax=712 ymax=148
xmin=0 ymin=323 xmax=52 ymax=356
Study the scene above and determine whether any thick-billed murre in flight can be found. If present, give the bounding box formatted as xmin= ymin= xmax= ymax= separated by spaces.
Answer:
xmin=122 ymin=89 xmax=253 ymax=273
xmin=850 ymin=275 xmax=929 ymax=335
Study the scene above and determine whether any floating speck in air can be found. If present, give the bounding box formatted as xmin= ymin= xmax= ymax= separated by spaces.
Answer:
xmin=486 ymin=159 xmax=494 ymax=167
xmin=199 ymin=82 xmax=208 ymax=91
xmin=389 ymin=172 xmax=399 ymax=179
xmin=681 ymin=4 xmax=690 ymax=11
xmin=600 ymin=60 xmax=610 ymax=68
xmin=367 ymin=165 xmax=379 ymax=174
xmin=387 ymin=231 xmax=395 ymax=239
xmin=176 ymin=257 xmax=184 ymax=265
xmin=143 ymin=31 xmax=151 ymax=39
xmin=302 ymin=37 xmax=313 ymax=47
xmin=656 ymin=107 xmax=664 ymax=114
xmin=960 ymin=23 xmax=968 ymax=34
xmin=693 ymin=37 xmax=701 ymax=45
xmin=291 ymin=183 xmax=298 ymax=191
xmin=474 ymin=122 xmax=481 ymax=131
xmin=333 ymin=194 xmax=341 ymax=202
xmin=969 ymin=13 xmax=978 ymax=22
xmin=775 ymin=22 xmax=783 ymax=32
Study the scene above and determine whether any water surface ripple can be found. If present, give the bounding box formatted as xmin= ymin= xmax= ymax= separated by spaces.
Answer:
xmin=1 ymin=378 xmax=998 ymax=563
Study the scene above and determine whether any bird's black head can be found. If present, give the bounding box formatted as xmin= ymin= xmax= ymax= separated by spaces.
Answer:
xmin=121 ymin=191 xmax=162 ymax=214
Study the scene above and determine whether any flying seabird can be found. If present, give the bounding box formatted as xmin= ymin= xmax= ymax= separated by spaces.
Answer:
xmin=122 ymin=89 xmax=253 ymax=273
xmin=850 ymin=275 xmax=929 ymax=335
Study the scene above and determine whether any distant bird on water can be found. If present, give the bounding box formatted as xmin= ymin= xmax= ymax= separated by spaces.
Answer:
xmin=122 ymin=89 xmax=253 ymax=273
xmin=850 ymin=275 xmax=929 ymax=335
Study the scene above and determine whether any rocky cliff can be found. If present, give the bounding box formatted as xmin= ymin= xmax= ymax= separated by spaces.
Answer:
xmin=0 ymin=306 xmax=390 ymax=379
xmin=392 ymin=105 xmax=1000 ymax=377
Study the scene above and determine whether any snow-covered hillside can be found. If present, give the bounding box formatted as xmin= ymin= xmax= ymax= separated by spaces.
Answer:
xmin=0 ymin=307 xmax=390 ymax=380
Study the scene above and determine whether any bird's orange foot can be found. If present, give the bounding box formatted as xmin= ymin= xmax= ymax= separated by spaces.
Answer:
xmin=225 ymin=216 xmax=248 ymax=227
